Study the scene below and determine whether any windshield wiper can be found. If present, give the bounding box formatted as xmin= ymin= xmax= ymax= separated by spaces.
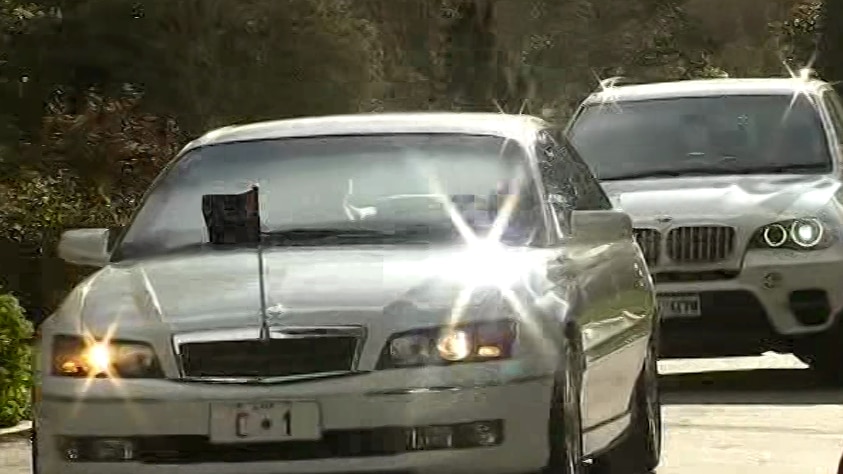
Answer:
xmin=601 ymin=168 xmax=734 ymax=180
xmin=263 ymin=225 xmax=453 ymax=244
xmin=137 ymin=226 xmax=452 ymax=256
xmin=264 ymin=228 xmax=394 ymax=240
xmin=730 ymin=163 xmax=831 ymax=174
xmin=602 ymin=162 xmax=831 ymax=181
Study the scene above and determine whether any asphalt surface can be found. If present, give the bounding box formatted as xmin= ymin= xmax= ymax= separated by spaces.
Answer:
xmin=657 ymin=354 xmax=843 ymax=474
xmin=2 ymin=353 xmax=841 ymax=474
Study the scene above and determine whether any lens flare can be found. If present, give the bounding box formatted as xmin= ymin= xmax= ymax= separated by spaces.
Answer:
xmin=781 ymin=55 xmax=818 ymax=125
xmin=84 ymin=343 xmax=112 ymax=375
xmin=437 ymin=330 xmax=472 ymax=362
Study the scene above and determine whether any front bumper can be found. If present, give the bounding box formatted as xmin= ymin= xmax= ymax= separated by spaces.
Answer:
xmin=654 ymin=247 xmax=843 ymax=357
xmin=35 ymin=362 xmax=554 ymax=474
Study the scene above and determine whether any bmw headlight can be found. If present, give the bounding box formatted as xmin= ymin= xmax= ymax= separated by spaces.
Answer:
xmin=753 ymin=218 xmax=832 ymax=250
xmin=790 ymin=219 xmax=824 ymax=247
xmin=51 ymin=335 xmax=164 ymax=378
xmin=377 ymin=320 xmax=517 ymax=369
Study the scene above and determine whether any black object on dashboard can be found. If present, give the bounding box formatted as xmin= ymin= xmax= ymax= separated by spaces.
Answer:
xmin=201 ymin=185 xmax=261 ymax=245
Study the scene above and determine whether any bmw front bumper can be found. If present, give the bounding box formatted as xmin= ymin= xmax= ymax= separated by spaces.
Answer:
xmin=656 ymin=247 xmax=843 ymax=357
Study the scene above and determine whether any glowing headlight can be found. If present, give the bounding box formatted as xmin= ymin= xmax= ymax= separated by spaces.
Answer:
xmin=437 ymin=329 xmax=473 ymax=362
xmin=379 ymin=320 xmax=517 ymax=369
xmin=790 ymin=219 xmax=824 ymax=248
xmin=755 ymin=218 xmax=831 ymax=250
xmin=51 ymin=335 xmax=163 ymax=378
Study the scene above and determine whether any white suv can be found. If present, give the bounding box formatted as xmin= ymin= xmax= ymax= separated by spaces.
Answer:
xmin=567 ymin=74 xmax=843 ymax=382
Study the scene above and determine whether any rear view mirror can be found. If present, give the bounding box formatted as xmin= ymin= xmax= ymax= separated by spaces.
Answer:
xmin=570 ymin=210 xmax=633 ymax=242
xmin=57 ymin=228 xmax=111 ymax=267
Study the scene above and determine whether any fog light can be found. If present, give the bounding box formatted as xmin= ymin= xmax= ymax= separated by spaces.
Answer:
xmin=405 ymin=420 xmax=503 ymax=451
xmin=414 ymin=426 xmax=454 ymax=450
xmin=477 ymin=345 xmax=502 ymax=358
xmin=463 ymin=421 xmax=501 ymax=446
xmin=64 ymin=446 xmax=80 ymax=461
xmin=91 ymin=438 xmax=135 ymax=461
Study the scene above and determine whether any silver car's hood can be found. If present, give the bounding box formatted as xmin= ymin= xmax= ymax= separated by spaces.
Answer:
xmin=601 ymin=173 xmax=840 ymax=225
xmin=63 ymin=244 xmax=548 ymax=336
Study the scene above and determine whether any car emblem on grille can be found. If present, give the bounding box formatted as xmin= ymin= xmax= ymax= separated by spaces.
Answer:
xmin=655 ymin=216 xmax=673 ymax=223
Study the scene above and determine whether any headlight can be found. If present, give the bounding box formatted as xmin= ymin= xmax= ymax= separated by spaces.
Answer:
xmin=790 ymin=219 xmax=824 ymax=247
xmin=51 ymin=335 xmax=164 ymax=378
xmin=753 ymin=218 xmax=832 ymax=250
xmin=377 ymin=320 xmax=517 ymax=369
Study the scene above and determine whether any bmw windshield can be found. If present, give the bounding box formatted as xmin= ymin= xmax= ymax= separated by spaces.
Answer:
xmin=568 ymin=94 xmax=833 ymax=180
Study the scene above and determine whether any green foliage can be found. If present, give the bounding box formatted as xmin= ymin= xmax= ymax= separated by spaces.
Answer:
xmin=10 ymin=0 xmax=384 ymax=137
xmin=818 ymin=0 xmax=843 ymax=85
xmin=776 ymin=0 xmax=822 ymax=68
xmin=0 ymin=291 xmax=33 ymax=428
xmin=0 ymin=92 xmax=180 ymax=254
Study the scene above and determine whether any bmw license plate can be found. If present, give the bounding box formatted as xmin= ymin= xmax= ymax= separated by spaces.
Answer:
xmin=658 ymin=294 xmax=701 ymax=319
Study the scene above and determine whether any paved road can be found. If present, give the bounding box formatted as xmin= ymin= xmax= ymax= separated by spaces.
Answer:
xmin=3 ymin=353 xmax=842 ymax=473
xmin=657 ymin=354 xmax=843 ymax=474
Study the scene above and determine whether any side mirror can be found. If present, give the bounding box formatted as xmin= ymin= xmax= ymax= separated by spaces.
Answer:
xmin=570 ymin=210 xmax=633 ymax=242
xmin=57 ymin=228 xmax=111 ymax=267
xmin=106 ymin=226 xmax=124 ymax=251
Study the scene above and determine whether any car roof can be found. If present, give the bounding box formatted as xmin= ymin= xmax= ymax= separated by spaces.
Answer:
xmin=182 ymin=112 xmax=549 ymax=154
xmin=582 ymin=78 xmax=831 ymax=105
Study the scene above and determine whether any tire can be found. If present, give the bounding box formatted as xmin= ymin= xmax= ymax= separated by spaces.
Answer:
xmin=591 ymin=338 xmax=662 ymax=474
xmin=794 ymin=325 xmax=843 ymax=385
xmin=31 ymin=429 xmax=39 ymax=474
xmin=543 ymin=337 xmax=585 ymax=474
xmin=799 ymin=349 xmax=843 ymax=385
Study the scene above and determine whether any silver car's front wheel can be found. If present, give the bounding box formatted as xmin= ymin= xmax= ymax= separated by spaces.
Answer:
xmin=591 ymin=335 xmax=662 ymax=474
xmin=543 ymin=338 xmax=584 ymax=474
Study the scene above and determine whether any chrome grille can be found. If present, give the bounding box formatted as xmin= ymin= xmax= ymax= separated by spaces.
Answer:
xmin=177 ymin=328 xmax=362 ymax=378
xmin=633 ymin=228 xmax=661 ymax=265
xmin=665 ymin=226 xmax=735 ymax=263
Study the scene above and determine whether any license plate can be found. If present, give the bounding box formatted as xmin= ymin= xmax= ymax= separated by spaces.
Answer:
xmin=209 ymin=401 xmax=321 ymax=444
xmin=658 ymin=294 xmax=702 ymax=319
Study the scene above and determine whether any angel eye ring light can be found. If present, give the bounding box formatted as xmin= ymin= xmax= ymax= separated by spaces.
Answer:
xmin=762 ymin=223 xmax=788 ymax=247
xmin=789 ymin=219 xmax=824 ymax=248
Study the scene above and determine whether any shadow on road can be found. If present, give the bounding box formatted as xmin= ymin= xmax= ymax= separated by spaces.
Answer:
xmin=659 ymin=367 xmax=843 ymax=405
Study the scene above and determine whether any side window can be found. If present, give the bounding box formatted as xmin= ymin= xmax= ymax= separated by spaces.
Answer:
xmin=537 ymin=129 xmax=613 ymax=211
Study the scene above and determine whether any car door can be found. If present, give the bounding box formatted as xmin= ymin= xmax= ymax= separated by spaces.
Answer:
xmin=536 ymin=128 xmax=653 ymax=438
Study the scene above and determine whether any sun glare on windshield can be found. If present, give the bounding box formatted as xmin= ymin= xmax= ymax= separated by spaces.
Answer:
xmin=404 ymin=138 xmax=555 ymax=359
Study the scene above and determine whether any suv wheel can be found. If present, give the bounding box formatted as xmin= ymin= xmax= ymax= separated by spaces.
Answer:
xmin=794 ymin=324 xmax=843 ymax=385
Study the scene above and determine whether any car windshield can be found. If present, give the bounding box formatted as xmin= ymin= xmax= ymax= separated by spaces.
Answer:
xmin=115 ymin=133 xmax=544 ymax=259
xmin=568 ymin=94 xmax=833 ymax=180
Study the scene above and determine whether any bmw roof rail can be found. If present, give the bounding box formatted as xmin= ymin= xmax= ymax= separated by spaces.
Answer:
xmin=796 ymin=67 xmax=818 ymax=81
xmin=598 ymin=76 xmax=630 ymax=90
xmin=595 ymin=76 xmax=656 ymax=91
